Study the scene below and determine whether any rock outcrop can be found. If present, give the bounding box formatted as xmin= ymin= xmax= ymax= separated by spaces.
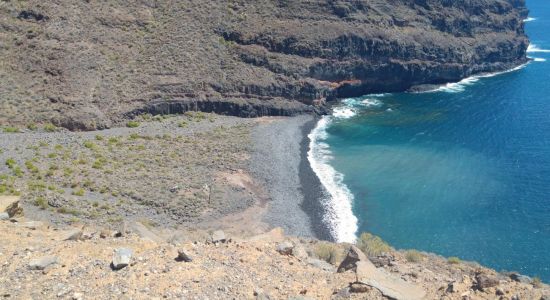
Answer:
xmin=0 ymin=0 xmax=529 ymax=129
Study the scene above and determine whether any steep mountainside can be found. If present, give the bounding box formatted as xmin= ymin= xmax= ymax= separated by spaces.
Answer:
xmin=0 ymin=0 xmax=529 ymax=130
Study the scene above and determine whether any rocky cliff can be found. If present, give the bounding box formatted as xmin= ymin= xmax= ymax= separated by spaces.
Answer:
xmin=0 ymin=0 xmax=529 ymax=130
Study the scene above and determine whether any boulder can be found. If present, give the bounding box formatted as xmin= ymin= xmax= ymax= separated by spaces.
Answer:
xmin=0 ymin=196 xmax=22 ymax=217
xmin=175 ymin=249 xmax=193 ymax=262
xmin=332 ymin=287 xmax=351 ymax=298
xmin=510 ymin=273 xmax=532 ymax=284
xmin=112 ymin=248 xmax=132 ymax=270
xmin=356 ymin=260 xmax=426 ymax=300
xmin=0 ymin=212 xmax=9 ymax=221
xmin=349 ymin=283 xmax=370 ymax=293
xmin=337 ymin=245 xmax=368 ymax=273
xmin=475 ymin=273 xmax=499 ymax=290
xmin=369 ymin=255 xmax=393 ymax=267
xmin=276 ymin=241 xmax=294 ymax=255
xmin=307 ymin=258 xmax=336 ymax=272
xmin=212 ymin=230 xmax=226 ymax=243
xmin=291 ymin=244 xmax=308 ymax=260
xmin=61 ymin=228 xmax=83 ymax=241
xmin=29 ymin=256 xmax=58 ymax=270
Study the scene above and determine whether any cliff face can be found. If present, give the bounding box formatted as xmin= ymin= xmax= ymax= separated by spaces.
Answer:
xmin=0 ymin=0 xmax=529 ymax=130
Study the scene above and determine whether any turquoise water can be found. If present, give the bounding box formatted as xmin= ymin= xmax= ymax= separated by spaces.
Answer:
xmin=318 ymin=0 xmax=550 ymax=281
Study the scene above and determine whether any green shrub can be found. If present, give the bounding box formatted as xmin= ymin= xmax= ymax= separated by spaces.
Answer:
xmin=24 ymin=160 xmax=39 ymax=173
xmin=5 ymin=158 xmax=16 ymax=169
xmin=83 ymin=141 xmax=96 ymax=149
xmin=178 ymin=121 xmax=188 ymax=128
xmin=43 ymin=123 xmax=58 ymax=132
xmin=448 ymin=257 xmax=461 ymax=264
xmin=57 ymin=207 xmax=81 ymax=216
xmin=72 ymin=188 xmax=85 ymax=196
xmin=126 ymin=121 xmax=140 ymax=128
xmin=404 ymin=250 xmax=424 ymax=263
xmin=13 ymin=166 xmax=23 ymax=177
xmin=34 ymin=197 xmax=48 ymax=209
xmin=356 ymin=232 xmax=392 ymax=257
xmin=3 ymin=127 xmax=20 ymax=133
xmin=314 ymin=242 xmax=341 ymax=265
xmin=27 ymin=123 xmax=38 ymax=131
xmin=95 ymin=135 xmax=104 ymax=141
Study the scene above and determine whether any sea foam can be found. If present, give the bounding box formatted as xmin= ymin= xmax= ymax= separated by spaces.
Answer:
xmin=426 ymin=63 xmax=528 ymax=93
xmin=529 ymin=57 xmax=547 ymax=62
xmin=332 ymin=107 xmax=356 ymax=119
xmin=307 ymin=117 xmax=358 ymax=243
xmin=527 ymin=44 xmax=550 ymax=53
xmin=524 ymin=17 xmax=537 ymax=22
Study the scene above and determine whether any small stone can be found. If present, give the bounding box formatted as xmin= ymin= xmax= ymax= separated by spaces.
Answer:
xmin=350 ymin=283 xmax=370 ymax=293
xmin=496 ymin=288 xmax=505 ymax=296
xmin=475 ymin=273 xmax=499 ymax=290
xmin=0 ymin=212 xmax=9 ymax=221
xmin=211 ymin=230 xmax=226 ymax=243
xmin=307 ymin=258 xmax=336 ymax=272
xmin=72 ymin=292 xmax=83 ymax=300
xmin=175 ymin=249 xmax=193 ymax=262
xmin=333 ymin=287 xmax=351 ymax=298
xmin=113 ymin=231 xmax=123 ymax=238
xmin=337 ymin=245 xmax=368 ymax=273
xmin=112 ymin=248 xmax=132 ymax=270
xmin=29 ymin=255 xmax=58 ymax=270
xmin=276 ymin=241 xmax=294 ymax=255
xmin=99 ymin=230 xmax=110 ymax=238
xmin=0 ymin=196 xmax=22 ymax=217
xmin=62 ymin=229 xmax=83 ymax=241
xmin=510 ymin=273 xmax=532 ymax=284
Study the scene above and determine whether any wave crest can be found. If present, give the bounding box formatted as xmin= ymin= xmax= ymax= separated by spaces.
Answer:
xmin=307 ymin=117 xmax=358 ymax=243
xmin=528 ymin=44 xmax=550 ymax=53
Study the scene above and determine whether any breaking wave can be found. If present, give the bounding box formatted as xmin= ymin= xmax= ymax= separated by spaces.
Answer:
xmin=527 ymin=44 xmax=550 ymax=53
xmin=307 ymin=117 xmax=358 ymax=243
xmin=425 ymin=63 xmax=528 ymax=93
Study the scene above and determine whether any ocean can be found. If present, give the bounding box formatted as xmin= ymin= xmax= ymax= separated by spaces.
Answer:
xmin=309 ymin=0 xmax=550 ymax=281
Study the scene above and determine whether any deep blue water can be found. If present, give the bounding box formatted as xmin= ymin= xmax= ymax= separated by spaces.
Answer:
xmin=321 ymin=0 xmax=550 ymax=281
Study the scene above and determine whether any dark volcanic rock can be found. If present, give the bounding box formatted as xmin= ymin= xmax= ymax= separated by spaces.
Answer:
xmin=0 ymin=0 xmax=529 ymax=129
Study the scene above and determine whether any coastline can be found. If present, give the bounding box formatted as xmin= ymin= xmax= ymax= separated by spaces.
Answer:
xmin=248 ymin=116 xmax=334 ymax=241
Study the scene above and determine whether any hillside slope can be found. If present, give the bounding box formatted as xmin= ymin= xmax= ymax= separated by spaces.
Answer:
xmin=0 ymin=0 xmax=529 ymax=130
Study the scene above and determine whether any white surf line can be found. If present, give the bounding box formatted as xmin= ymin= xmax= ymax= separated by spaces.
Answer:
xmin=307 ymin=117 xmax=358 ymax=243
xmin=524 ymin=17 xmax=537 ymax=22
xmin=527 ymin=44 xmax=550 ymax=53
xmin=420 ymin=62 xmax=529 ymax=93
xmin=529 ymin=57 xmax=547 ymax=62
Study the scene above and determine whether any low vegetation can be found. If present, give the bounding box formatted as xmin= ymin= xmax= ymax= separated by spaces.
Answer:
xmin=356 ymin=232 xmax=392 ymax=257
xmin=0 ymin=116 xmax=252 ymax=226
xmin=314 ymin=242 xmax=342 ymax=265
xmin=448 ymin=257 xmax=461 ymax=264
xmin=405 ymin=250 xmax=424 ymax=263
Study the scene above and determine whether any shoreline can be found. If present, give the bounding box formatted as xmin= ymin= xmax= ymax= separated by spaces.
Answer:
xmin=248 ymin=116 xmax=316 ymax=239
xmin=248 ymin=116 xmax=335 ymax=241
xmin=298 ymin=117 xmax=335 ymax=241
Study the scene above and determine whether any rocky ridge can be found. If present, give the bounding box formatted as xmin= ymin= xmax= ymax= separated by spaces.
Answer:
xmin=0 ymin=0 xmax=529 ymax=130
xmin=0 ymin=201 xmax=548 ymax=300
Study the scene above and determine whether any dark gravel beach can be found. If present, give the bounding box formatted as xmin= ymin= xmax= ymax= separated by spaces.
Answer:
xmin=249 ymin=116 xmax=333 ymax=240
